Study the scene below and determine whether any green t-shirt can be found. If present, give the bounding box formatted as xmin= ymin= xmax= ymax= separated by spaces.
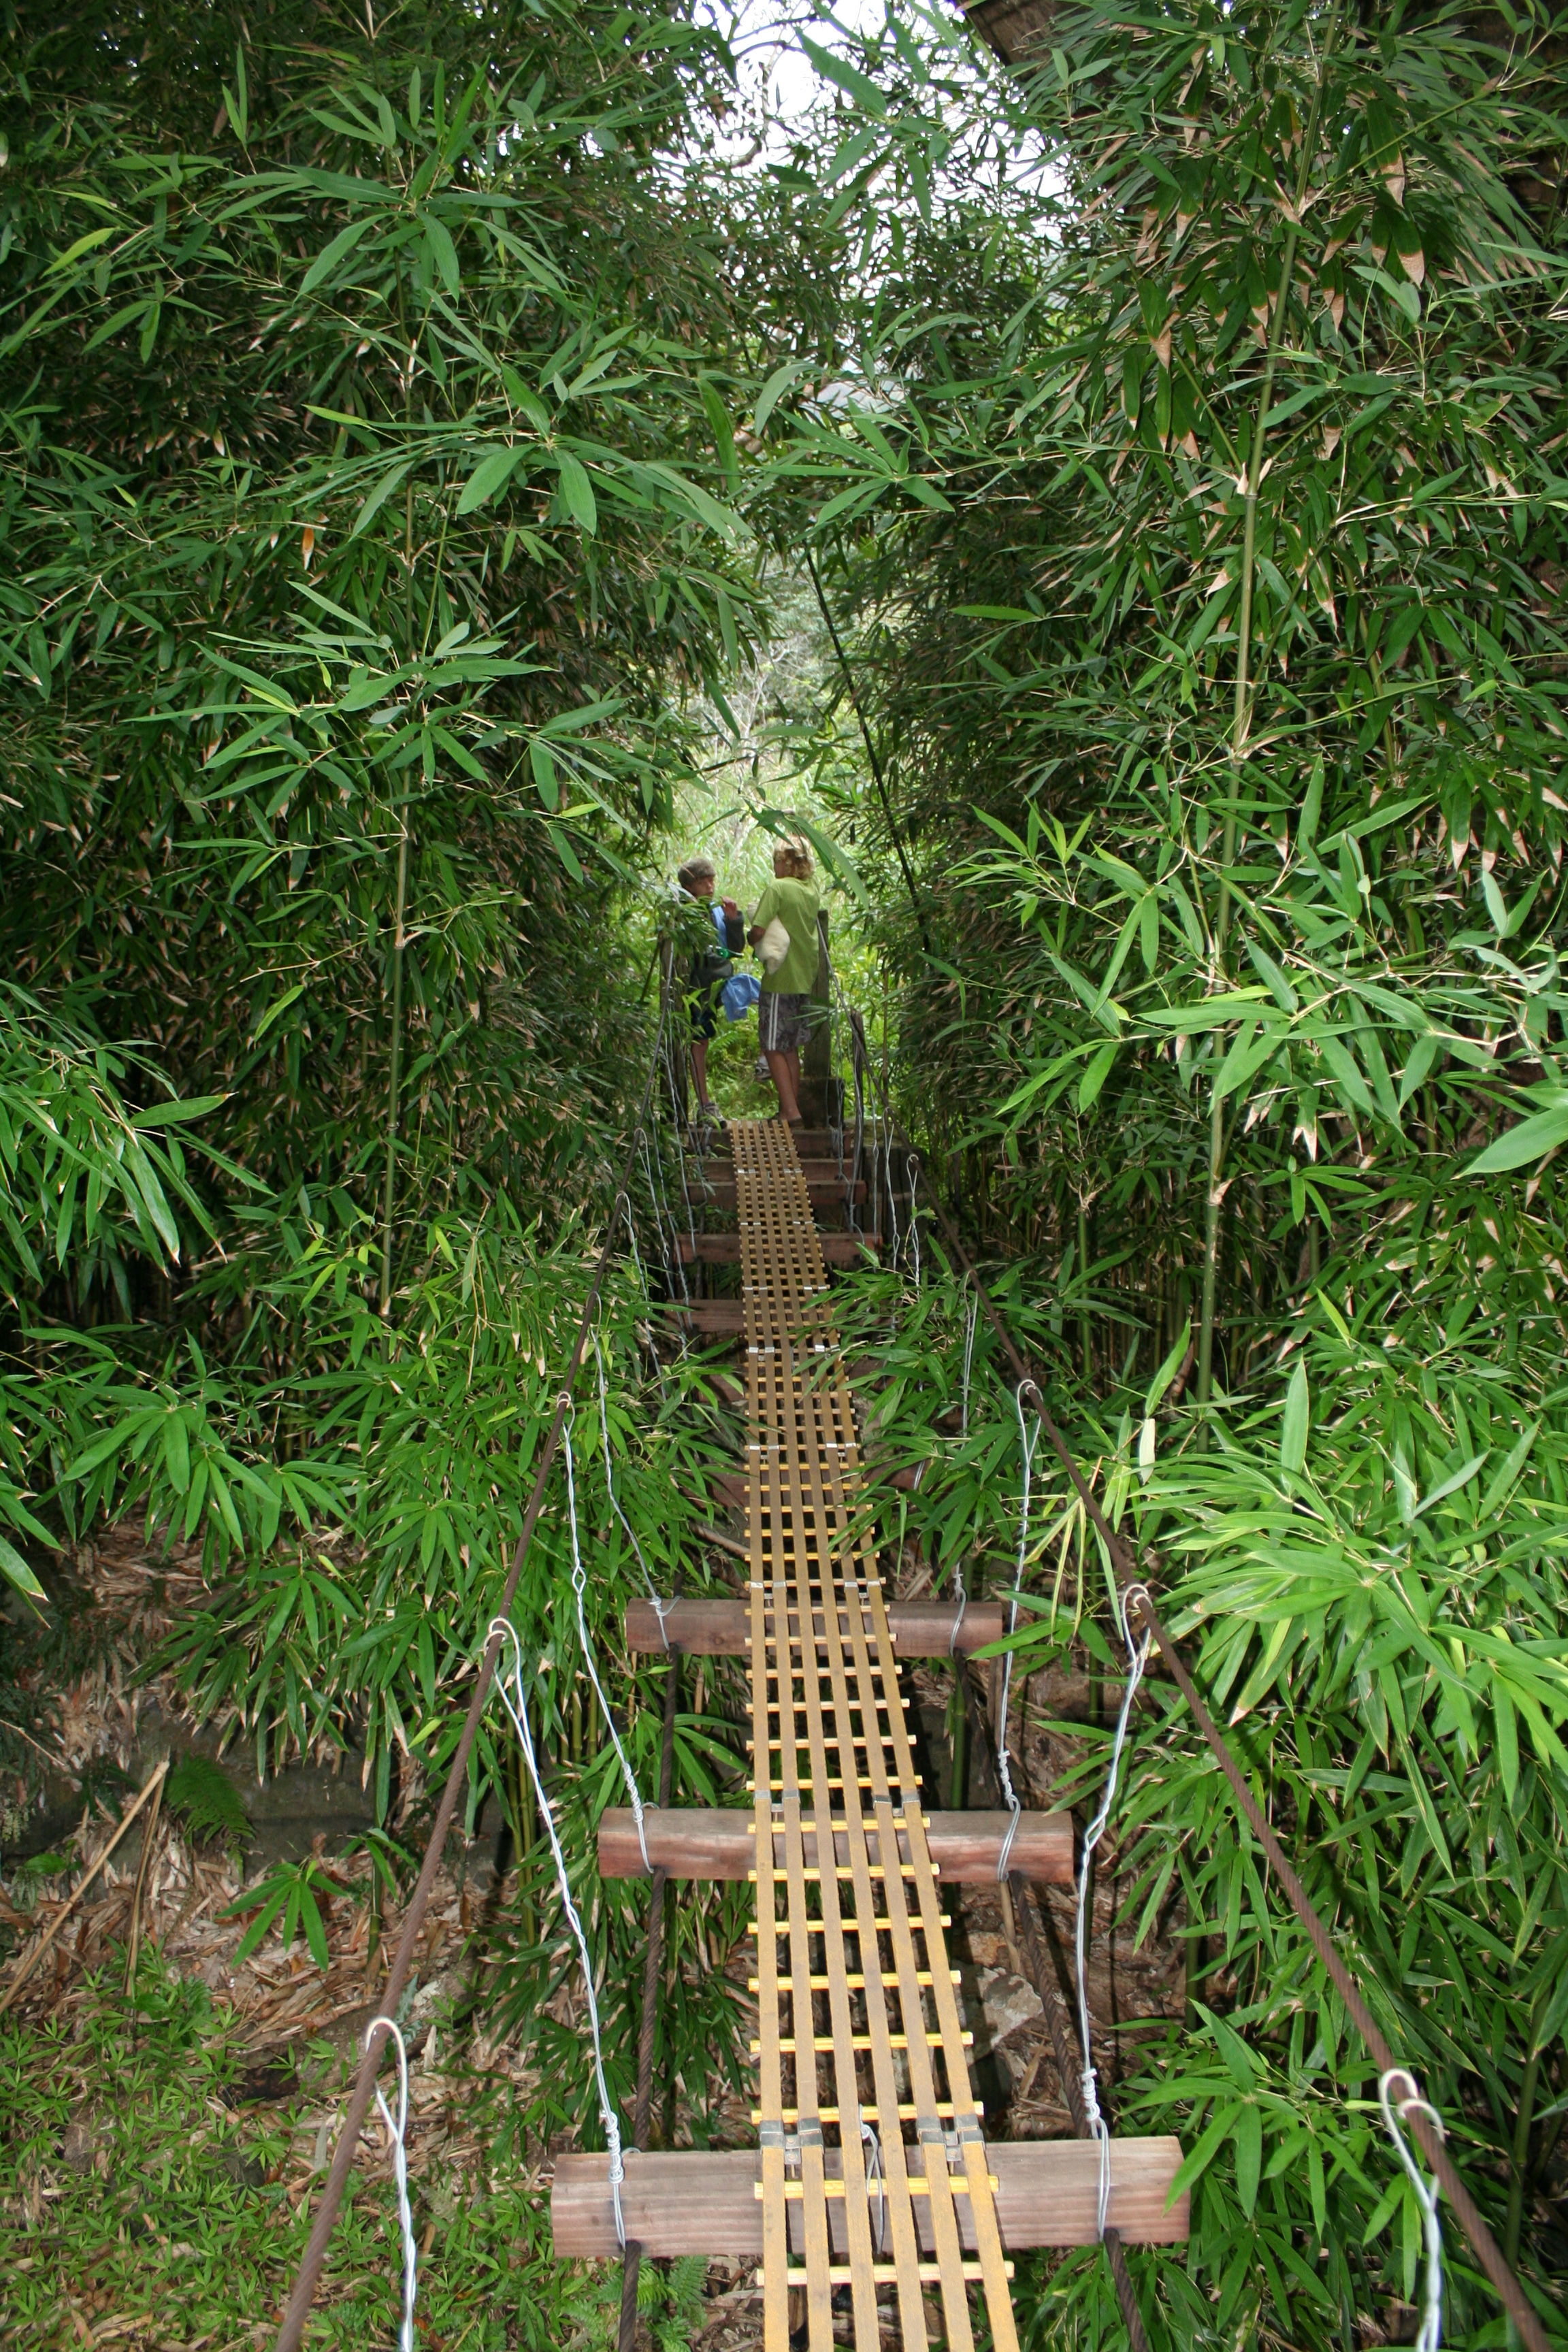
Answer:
xmin=751 ymin=877 xmax=821 ymax=996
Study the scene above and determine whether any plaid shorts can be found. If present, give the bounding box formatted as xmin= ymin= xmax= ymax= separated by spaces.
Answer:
xmin=759 ymin=990 xmax=812 ymax=1053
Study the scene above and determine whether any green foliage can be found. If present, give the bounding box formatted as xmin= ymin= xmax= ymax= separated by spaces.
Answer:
xmin=838 ymin=1240 xmax=1568 ymax=2346
xmin=0 ymin=1958 xmax=606 ymax=2349
xmin=220 ymin=1853 xmax=355 ymax=1970
xmin=779 ymin=1 xmax=1568 ymax=2340
xmin=163 ymin=1752 xmax=250 ymax=1853
xmin=0 ymin=0 xmax=791 ymax=2232
xmin=638 ymin=2250 xmax=710 ymax=2345
xmin=0 ymin=0 xmax=813 ymax=1810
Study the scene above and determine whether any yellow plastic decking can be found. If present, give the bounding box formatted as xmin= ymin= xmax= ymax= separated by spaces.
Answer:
xmin=738 ymin=1117 xmax=1021 ymax=2352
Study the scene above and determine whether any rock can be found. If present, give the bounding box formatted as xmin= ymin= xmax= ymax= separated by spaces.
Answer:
xmin=223 ymin=2052 xmax=298 ymax=2106
xmin=214 ymin=2142 xmax=267 ymax=2192
xmin=960 ymin=1963 xmax=1043 ymax=2059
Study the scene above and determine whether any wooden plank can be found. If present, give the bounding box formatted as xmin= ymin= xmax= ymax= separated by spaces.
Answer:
xmin=661 ymin=1299 xmax=747 ymax=1337
xmin=703 ymin=1157 xmax=853 ymax=1186
xmin=598 ymin=1808 xmax=1071 ymax=1887
xmin=674 ymin=1232 xmax=881 ymax=1265
xmin=551 ymin=2138 xmax=1190 ymax=2259
xmin=625 ymin=1597 xmax=1007 ymax=1659
xmin=696 ymin=1177 xmax=866 ymax=1209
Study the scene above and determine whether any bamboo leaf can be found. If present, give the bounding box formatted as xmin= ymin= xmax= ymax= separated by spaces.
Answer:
xmin=1280 ymin=1358 xmax=1309 ymax=1475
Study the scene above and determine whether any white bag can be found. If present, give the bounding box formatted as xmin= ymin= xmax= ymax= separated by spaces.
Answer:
xmin=758 ymin=917 xmax=791 ymax=975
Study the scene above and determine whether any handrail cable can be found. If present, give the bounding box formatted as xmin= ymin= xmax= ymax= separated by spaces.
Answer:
xmin=1072 ymin=1579 xmax=1152 ymax=2241
xmin=956 ymin=1655 xmax=1152 ymax=2352
xmin=991 ymin=1380 xmax=1036 ymax=1884
xmin=849 ymin=1010 xmax=1552 ymax=2352
xmin=272 ymin=1031 xmax=668 ymax=2352
xmin=561 ymin=1400 xmax=651 ymax=1873
xmin=617 ymin=1648 xmax=683 ymax=2352
xmin=614 ymin=1186 xmax=669 ymax=1399
xmin=591 ymin=1326 xmax=674 ymax=1651
xmin=490 ymin=1614 xmax=627 ymax=2245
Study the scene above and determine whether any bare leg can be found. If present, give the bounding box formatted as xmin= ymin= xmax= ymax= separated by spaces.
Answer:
xmin=691 ymin=1036 xmax=713 ymax=1110
xmin=765 ymin=1047 xmax=802 ymax=1123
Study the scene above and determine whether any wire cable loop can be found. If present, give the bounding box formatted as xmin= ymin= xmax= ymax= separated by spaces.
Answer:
xmin=860 ymin=2111 xmax=886 ymax=2255
xmin=489 ymin=1618 xmax=627 ymax=2247
xmin=960 ymin=1277 xmax=980 ymax=1441
xmin=993 ymin=1381 xmax=1039 ymax=1881
xmin=363 ymin=2016 xmax=416 ymax=2352
xmin=618 ymin=1195 xmax=668 ymax=1395
xmin=947 ymin=1563 xmax=968 ymax=1659
xmin=1379 ymin=2070 xmax=1445 ymax=2352
xmin=561 ymin=1416 xmax=651 ymax=1872
xmin=907 ymin=1152 xmax=921 ymax=1286
xmin=638 ymin=1126 xmax=689 ymax=1309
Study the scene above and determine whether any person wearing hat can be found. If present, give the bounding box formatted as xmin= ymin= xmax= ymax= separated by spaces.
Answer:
xmin=676 ymin=853 xmax=744 ymax=1119
xmin=747 ymin=840 xmax=820 ymax=1128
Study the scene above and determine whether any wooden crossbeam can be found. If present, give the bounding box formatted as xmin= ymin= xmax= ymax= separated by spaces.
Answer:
xmin=729 ymin=1115 xmax=1018 ymax=2352
xmin=703 ymin=1156 xmax=853 ymax=1186
xmin=660 ymin=1298 xmax=749 ymax=1337
xmin=597 ymin=1807 xmax=1071 ymax=1883
xmin=604 ymin=1116 xmax=1187 ymax=2349
xmin=675 ymin=1231 xmax=881 ymax=1265
xmin=551 ymin=2139 xmax=1188 ymax=2260
xmin=625 ymin=1597 xmax=1007 ymax=1658
xmin=692 ymin=1177 xmax=866 ymax=1209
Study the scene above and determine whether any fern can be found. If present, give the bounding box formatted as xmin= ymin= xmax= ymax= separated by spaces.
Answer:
xmin=164 ymin=1755 xmax=250 ymax=1852
xmin=666 ymin=2257 xmax=706 ymax=2327
xmin=636 ymin=2259 xmax=664 ymax=2317
xmin=635 ymin=2252 xmax=708 ymax=2346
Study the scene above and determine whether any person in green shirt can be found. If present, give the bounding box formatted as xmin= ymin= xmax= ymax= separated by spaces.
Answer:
xmin=748 ymin=840 xmax=821 ymax=1126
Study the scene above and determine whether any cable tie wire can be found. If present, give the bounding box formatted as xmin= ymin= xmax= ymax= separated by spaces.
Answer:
xmin=591 ymin=1328 xmax=674 ymax=1654
xmin=363 ymin=2016 xmax=416 ymax=2352
xmin=993 ymin=1381 xmax=1039 ymax=1882
xmin=561 ymin=1413 xmax=651 ymax=1873
xmin=1073 ymin=1575 xmax=1152 ymax=2237
xmin=1379 ymin=2069 xmax=1445 ymax=2352
xmin=489 ymin=1618 xmax=627 ymax=2247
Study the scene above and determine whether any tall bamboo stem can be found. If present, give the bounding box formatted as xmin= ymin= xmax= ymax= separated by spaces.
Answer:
xmin=378 ymin=813 xmax=410 ymax=1317
xmin=1197 ymin=0 xmax=1344 ymax=1435
xmin=1505 ymin=1986 xmax=1549 ymax=2277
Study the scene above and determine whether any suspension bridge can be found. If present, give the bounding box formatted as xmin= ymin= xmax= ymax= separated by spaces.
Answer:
xmin=272 ymin=996 xmax=1544 ymax=2352
xmin=552 ymin=1113 xmax=1185 ymax=2349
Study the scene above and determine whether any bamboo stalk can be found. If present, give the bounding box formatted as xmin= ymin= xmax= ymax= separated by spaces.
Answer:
xmin=124 ymin=1765 xmax=165 ymax=1998
xmin=378 ymin=810 xmax=410 ymax=1318
xmin=1196 ymin=0 xmax=1345 ymax=1435
xmin=1 ymin=1757 xmax=169 ymax=2016
xmin=617 ymin=1652 xmax=683 ymax=2352
xmin=1505 ymin=1986 xmax=1550 ymax=2273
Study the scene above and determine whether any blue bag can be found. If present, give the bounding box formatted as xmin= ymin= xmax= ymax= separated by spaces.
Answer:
xmin=721 ymin=970 xmax=761 ymax=1021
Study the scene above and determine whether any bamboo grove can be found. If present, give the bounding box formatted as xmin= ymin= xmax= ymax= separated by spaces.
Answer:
xmin=3 ymin=3 xmax=1568 ymax=2349
xmin=781 ymin=3 xmax=1568 ymax=2345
